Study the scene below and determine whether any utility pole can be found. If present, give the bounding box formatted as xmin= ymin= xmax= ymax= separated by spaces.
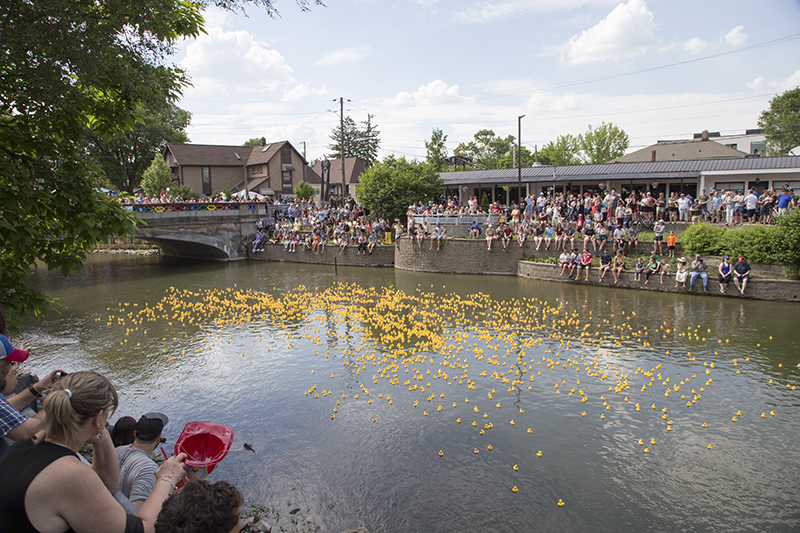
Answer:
xmin=234 ymin=152 xmax=248 ymax=200
xmin=302 ymin=141 xmax=307 ymax=184
xmin=340 ymin=97 xmax=346 ymax=202
xmin=518 ymin=115 xmax=525 ymax=205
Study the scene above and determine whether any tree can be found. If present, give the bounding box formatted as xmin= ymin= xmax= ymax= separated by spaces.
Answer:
xmin=425 ymin=128 xmax=450 ymax=172
xmin=759 ymin=86 xmax=800 ymax=156
xmin=294 ymin=181 xmax=316 ymax=200
xmin=141 ymin=156 xmax=176 ymax=197
xmin=87 ymin=102 xmax=191 ymax=193
xmin=0 ymin=0 xmax=322 ymax=325
xmin=539 ymin=134 xmax=582 ymax=166
xmin=243 ymin=137 xmax=263 ymax=147
xmin=328 ymin=114 xmax=381 ymax=168
xmin=355 ymin=156 xmax=443 ymax=222
xmin=454 ymin=129 xmax=516 ymax=169
xmin=579 ymin=122 xmax=629 ymax=164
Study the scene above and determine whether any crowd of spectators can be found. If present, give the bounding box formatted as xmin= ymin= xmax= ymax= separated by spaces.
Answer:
xmin=251 ymin=196 xmax=389 ymax=256
xmin=0 ymin=308 xmax=244 ymax=533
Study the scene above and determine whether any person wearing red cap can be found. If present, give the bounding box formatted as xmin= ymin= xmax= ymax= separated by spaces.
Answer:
xmin=0 ymin=333 xmax=63 ymax=454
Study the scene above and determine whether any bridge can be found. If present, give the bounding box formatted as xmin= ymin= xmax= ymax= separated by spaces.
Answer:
xmin=130 ymin=203 xmax=268 ymax=260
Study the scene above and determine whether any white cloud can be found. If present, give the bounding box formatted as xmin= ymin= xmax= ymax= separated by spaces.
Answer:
xmin=723 ymin=25 xmax=747 ymax=46
xmin=682 ymin=37 xmax=707 ymax=55
xmin=313 ymin=47 xmax=371 ymax=66
xmin=383 ymin=80 xmax=468 ymax=107
xmin=456 ymin=0 xmax=616 ymax=23
xmin=282 ymin=83 xmax=331 ymax=102
xmin=746 ymin=76 xmax=764 ymax=89
xmin=561 ymin=0 xmax=659 ymax=65
xmin=180 ymin=28 xmax=294 ymax=94
xmin=779 ymin=69 xmax=800 ymax=91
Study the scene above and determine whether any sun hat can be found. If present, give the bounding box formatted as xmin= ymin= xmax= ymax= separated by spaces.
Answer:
xmin=678 ymin=257 xmax=687 ymax=262
xmin=0 ymin=333 xmax=29 ymax=363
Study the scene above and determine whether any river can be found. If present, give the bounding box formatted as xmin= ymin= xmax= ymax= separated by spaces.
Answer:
xmin=17 ymin=253 xmax=800 ymax=532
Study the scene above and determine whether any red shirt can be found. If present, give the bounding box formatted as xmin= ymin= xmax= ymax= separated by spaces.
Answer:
xmin=581 ymin=252 xmax=593 ymax=265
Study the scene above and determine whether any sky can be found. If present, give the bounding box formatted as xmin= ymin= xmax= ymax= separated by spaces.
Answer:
xmin=172 ymin=0 xmax=800 ymax=162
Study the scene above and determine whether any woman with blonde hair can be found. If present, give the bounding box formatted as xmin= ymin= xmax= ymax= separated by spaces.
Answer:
xmin=0 ymin=371 xmax=187 ymax=533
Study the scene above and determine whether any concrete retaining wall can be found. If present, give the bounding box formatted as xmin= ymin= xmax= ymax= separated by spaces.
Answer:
xmin=250 ymin=243 xmax=394 ymax=267
xmin=517 ymin=261 xmax=800 ymax=302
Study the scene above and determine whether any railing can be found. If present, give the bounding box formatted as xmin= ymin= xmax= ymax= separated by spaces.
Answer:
xmin=411 ymin=214 xmax=501 ymax=225
xmin=124 ymin=202 xmax=281 ymax=215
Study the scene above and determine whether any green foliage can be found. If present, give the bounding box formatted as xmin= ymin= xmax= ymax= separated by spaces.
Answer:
xmin=774 ymin=210 xmax=800 ymax=277
xmin=171 ymin=184 xmax=199 ymax=200
xmin=524 ymin=256 xmax=559 ymax=264
xmin=141 ymin=156 xmax=176 ymax=197
xmin=720 ymin=225 xmax=777 ymax=264
xmin=86 ymin=102 xmax=190 ymax=193
xmin=328 ymin=114 xmax=381 ymax=168
xmin=678 ymin=215 xmax=800 ymax=278
xmin=425 ymin=128 xmax=450 ymax=172
xmin=454 ymin=129 xmax=516 ymax=170
xmin=213 ymin=187 xmax=234 ymax=200
xmin=539 ymin=134 xmax=581 ymax=166
xmin=480 ymin=192 xmax=490 ymax=212
xmin=579 ymin=122 xmax=630 ymax=164
xmin=294 ymin=181 xmax=316 ymax=201
xmin=679 ymin=223 xmax=727 ymax=256
xmin=242 ymin=138 xmax=263 ymax=146
xmin=759 ymin=86 xmax=800 ymax=156
xmin=355 ymin=156 xmax=443 ymax=221
xmin=538 ymin=122 xmax=629 ymax=165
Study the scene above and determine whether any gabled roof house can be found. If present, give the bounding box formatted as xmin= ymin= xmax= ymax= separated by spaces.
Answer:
xmin=163 ymin=138 xmax=308 ymax=197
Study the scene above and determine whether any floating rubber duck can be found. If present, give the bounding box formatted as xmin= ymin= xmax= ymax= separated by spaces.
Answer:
xmin=557 ymin=499 xmax=565 ymax=507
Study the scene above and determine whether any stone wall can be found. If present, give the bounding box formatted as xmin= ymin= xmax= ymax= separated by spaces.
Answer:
xmin=395 ymin=237 xmax=530 ymax=275
xmin=517 ymin=261 xmax=800 ymax=302
xmin=251 ymin=243 xmax=394 ymax=267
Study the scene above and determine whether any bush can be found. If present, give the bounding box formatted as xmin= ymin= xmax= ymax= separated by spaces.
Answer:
xmin=679 ymin=223 xmax=726 ymax=256
xmin=169 ymin=184 xmax=198 ymax=200
xmin=213 ymin=188 xmax=233 ymax=200
xmin=774 ymin=210 xmax=800 ymax=277
xmin=720 ymin=225 xmax=778 ymax=264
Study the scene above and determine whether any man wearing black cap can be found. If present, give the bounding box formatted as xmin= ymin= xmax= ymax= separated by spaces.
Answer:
xmin=116 ymin=412 xmax=169 ymax=508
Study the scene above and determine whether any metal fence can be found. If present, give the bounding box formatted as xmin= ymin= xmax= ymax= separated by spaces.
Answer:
xmin=410 ymin=214 xmax=501 ymax=226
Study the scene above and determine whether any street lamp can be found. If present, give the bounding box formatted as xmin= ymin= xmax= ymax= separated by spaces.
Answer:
xmin=234 ymin=152 xmax=249 ymax=200
xmin=517 ymin=114 xmax=525 ymax=205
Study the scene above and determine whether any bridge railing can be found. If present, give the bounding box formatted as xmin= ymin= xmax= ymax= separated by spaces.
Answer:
xmin=124 ymin=202 xmax=266 ymax=213
xmin=410 ymin=214 xmax=500 ymax=226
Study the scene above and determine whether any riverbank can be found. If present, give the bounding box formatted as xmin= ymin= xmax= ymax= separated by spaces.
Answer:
xmin=105 ymin=237 xmax=798 ymax=302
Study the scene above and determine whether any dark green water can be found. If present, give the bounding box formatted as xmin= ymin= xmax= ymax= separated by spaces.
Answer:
xmin=16 ymin=254 xmax=800 ymax=532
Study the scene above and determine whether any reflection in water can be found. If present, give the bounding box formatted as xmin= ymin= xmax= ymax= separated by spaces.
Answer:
xmin=17 ymin=254 xmax=800 ymax=532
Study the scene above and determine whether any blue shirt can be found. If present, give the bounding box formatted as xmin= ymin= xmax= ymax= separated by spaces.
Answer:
xmin=0 ymin=396 xmax=27 ymax=448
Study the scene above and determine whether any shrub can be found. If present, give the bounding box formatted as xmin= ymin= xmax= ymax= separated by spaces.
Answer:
xmin=679 ymin=223 xmax=726 ymax=256
xmin=720 ymin=225 xmax=778 ymax=264
xmin=169 ymin=184 xmax=198 ymax=200
xmin=774 ymin=210 xmax=800 ymax=278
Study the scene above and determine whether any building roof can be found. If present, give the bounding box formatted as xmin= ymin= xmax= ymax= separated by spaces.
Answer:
xmin=307 ymin=157 xmax=367 ymax=185
xmin=441 ymin=156 xmax=800 ymax=186
xmin=164 ymin=140 xmax=302 ymax=168
xmin=613 ymin=139 xmax=748 ymax=163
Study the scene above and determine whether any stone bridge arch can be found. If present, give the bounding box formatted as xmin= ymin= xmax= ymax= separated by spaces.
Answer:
xmin=131 ymin=206 xmax=264 ymax=260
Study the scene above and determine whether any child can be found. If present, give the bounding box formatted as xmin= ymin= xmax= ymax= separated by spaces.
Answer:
xmin=634 ymin=257 xmax=645 ymax=282
xmin=659 ymin=257 xmax=671 ymax=284
xmin=666 ymin=231 xmax=677 ymax=258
